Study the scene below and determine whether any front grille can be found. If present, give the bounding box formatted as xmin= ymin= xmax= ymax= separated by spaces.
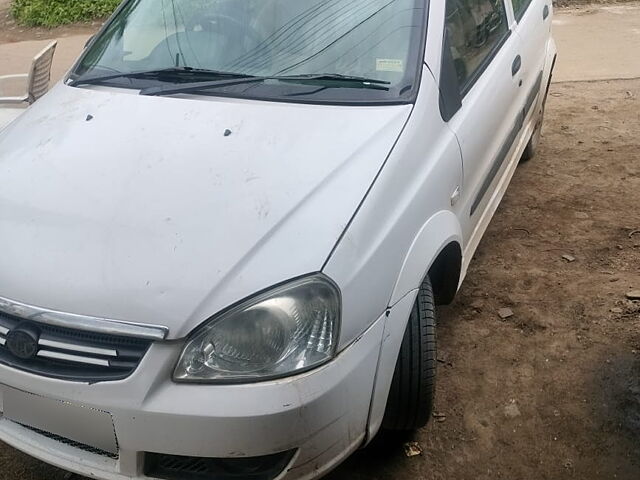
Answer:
xmin=0 ymin=311 xmax=152 ymax=382
xmin=16 ymin=422 xmax=119 ymax=459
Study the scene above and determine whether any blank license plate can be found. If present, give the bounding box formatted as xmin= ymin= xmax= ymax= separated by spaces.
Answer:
xmin=0 ymin=385 xmax=118 ymax=455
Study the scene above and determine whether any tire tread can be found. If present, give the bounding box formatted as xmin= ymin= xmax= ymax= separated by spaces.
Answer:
xmin=382 ymin=278 xmax=437 ymax=431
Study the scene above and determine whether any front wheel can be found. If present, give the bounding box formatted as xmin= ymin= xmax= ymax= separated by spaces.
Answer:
xmin=382 ymin=278 xmax=437 ymax=431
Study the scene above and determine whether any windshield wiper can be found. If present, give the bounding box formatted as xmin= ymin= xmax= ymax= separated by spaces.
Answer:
xmin=139 ymin=73 xmax=391 ymax=96
xmin=68 ymin=67 xmax=252 ymax=87
xmin=279 ymin=73 xmax=391 ymax=85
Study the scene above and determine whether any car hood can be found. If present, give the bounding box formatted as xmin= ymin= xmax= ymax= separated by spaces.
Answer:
xmin=0 ymin=84 xmax=411 ymax=338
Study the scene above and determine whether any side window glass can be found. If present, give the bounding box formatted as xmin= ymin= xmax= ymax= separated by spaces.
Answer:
xmin=444 ymin=0 xmax=509 ymax=95
xmin=511 ymin=0 xmax=533 ymax=21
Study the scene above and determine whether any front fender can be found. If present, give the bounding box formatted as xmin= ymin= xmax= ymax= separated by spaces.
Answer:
xmin=365 ymin=211 xmax=462 ymax=441
xmin=389 ymin=210 xmax=463 ymax=307
xmin=366 ymin=290 xmax=417 ymax=442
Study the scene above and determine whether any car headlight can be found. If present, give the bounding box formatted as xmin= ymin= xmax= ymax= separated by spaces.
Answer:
xmin=173 ymin=275 xmax=340 ymax=383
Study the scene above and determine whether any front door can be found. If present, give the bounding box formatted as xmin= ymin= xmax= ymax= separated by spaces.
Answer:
xmin=441 ymin=0 xmax=524 ymax=244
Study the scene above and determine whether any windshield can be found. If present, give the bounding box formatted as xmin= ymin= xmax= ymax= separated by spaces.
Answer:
xmin=71 ymin=0 xmax=427 ymax=104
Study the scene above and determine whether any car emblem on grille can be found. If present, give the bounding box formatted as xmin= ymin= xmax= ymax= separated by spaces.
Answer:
xmin=6 ymin=325 xmax=40 ymax=360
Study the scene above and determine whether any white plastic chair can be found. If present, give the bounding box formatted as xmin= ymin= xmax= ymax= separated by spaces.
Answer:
xmin=0 ymin=41 xmax=57 ymax=105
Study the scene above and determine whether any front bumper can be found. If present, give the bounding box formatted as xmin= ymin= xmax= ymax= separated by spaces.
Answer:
xmin=0 ymin=312 xmax=386 ymax=480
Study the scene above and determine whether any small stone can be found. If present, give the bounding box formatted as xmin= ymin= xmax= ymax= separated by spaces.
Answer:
xmin=504 ymin=403 xmax=521 ymax=418
xmin=562 ymin=254 xmax=576 ymax=263
xmin=433 ymin=412 xmax=447 ymax=422
xmin=470 ymin=300 xmax=483 ymax=311
xmin=403 ymin=441 xmax=422 ymax=457
xmin=498 ymin=308 xmax=514 ymax=319
xmin=574 ymin=212 xmax=589 ymax=219
xmin=611 ymin=307 xmax=623 ymax=314
xmin=626 ymin=291 xmax=640 ymax=300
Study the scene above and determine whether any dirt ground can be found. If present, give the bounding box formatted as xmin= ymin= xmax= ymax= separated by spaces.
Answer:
xmin=555 ymin=0 xmax=638 ymax=5
xmin=326 ymin=78 xmax=640 ymax=480
xmin=1 ymin=74 xmax=639 ymax=480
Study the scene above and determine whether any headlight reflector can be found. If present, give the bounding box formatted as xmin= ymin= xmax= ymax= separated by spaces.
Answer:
xmin=173 ymin=275 xmax=340 ymax=382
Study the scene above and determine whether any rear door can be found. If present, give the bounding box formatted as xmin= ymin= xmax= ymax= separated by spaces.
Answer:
xmin=439 ymin=0 xmax=524 ymax=243
xmin=510 ymin=0 xmax=553 ymax=120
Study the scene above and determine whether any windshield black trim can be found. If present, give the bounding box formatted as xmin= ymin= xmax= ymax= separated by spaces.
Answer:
xmin=68 ymin=0 xmax=430 ymax=106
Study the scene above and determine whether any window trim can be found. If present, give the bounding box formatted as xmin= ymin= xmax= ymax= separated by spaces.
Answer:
xmin=439 ymin=29 xmax=462 ymax=122
xmin=512 ymin=0 xmax=534 ymax=22
xmin=439 ymin=1 xmax=512 ymax=120
xmin=458 ymin=29 xmax=511 ymax=98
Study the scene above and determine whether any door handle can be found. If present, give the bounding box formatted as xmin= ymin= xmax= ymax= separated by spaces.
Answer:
xmin=512 ymin=55 xmax=522 ymax=77
xmin=543 ymin=4 xmax=550 ymax=20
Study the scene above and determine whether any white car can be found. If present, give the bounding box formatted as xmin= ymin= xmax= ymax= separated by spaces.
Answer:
xmin=0 ymin=0 xmax=556 ymax=479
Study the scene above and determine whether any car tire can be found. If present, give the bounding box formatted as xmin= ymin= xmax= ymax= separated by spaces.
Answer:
xmin=520 ymin=91 xmax=548 ymax=162
xmin=382 ymin=278 xmax=436 ymax=431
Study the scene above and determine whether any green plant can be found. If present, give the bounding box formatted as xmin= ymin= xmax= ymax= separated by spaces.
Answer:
xmin=12 ymin=0 xmax=122 ymax=27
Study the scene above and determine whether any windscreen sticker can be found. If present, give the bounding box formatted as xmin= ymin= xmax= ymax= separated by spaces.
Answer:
xmin=376 ymin=59 xmax=404 ymax=73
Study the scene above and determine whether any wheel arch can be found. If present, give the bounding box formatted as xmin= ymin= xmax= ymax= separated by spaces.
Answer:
xmin=428 ymin=240 xmax=462 ymax=305
xmin=389 ymin=210 xmax=463 ymax=308
xmin=366 ymin=211 xmax=463 ymax=442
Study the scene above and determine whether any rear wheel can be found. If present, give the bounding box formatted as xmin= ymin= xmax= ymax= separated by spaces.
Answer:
xmin=520 ymin=90 xmax=548 ymax=162
xmin=382 ymin=278 xmax=436 ymax=431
